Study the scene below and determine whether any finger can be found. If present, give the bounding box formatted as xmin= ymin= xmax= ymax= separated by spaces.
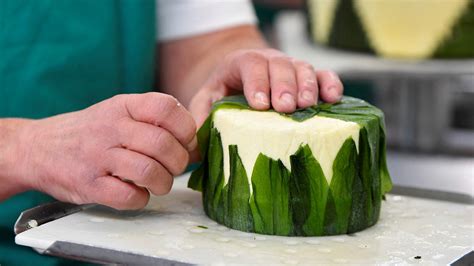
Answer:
xmin=106 ymin=148 xmax=174 ymax=195
xmin=123 ymin=93 xmax=197 ymax=148
xmin=119 ymin=119 xmax=189 ymax=174
xmin=294 ymin=60 xmax=318 ymax=108
xmin=316 ymin=71 xmax=343 ymax=103
xmin=188 ymin=87 xmax=222 ymax=128
xmin=236 ymin=52 xmax=271 ymax=110
xmin=188 ymin=148 xmax=201 ymax=164
xmin=90 ymin=176 xmax=150 ymax=210
xmin=269 ymin=56 xmax=298 ymax=113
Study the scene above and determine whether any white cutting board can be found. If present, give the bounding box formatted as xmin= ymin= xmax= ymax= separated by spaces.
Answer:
xmin=16 ymin=173 xmax=473 ymax=265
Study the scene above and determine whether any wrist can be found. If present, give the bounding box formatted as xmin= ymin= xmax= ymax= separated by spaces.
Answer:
xmin=0 ymin=118 xmax=34 ymax=199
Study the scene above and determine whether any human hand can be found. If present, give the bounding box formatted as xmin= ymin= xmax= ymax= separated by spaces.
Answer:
xmin=189 ymin=49 xmax=343 ymax=126
xmin=13 ymin=93 xmax=196 ymax=209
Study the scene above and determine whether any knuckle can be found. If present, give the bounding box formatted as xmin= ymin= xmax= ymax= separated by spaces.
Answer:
xmin=137 ymin=160 xmax=157 ymax=182
xmin=184 ymin=123 xmax=197 ymax=144
xmin=110 ymin=94 xmax=127 ymax=104
xmin=294 ymin=60 xmax=314 ymax=71
xmin=247 ymin=76 xmax=268 ymax=87
xmin=170 ymin=150 xmax=189 ymax=176
xmin=270 ymin=55 xmax=293 ymax=65
xmin=276 ymin=79 xmax=297 ymax=89
xmin=151 ymin=129 xmax=172 ymax=151
xmin=238 ymin=51 xmax=266 ymax=65
xmin=144 ymin=93 xmax=179 ymax=125
xmin=178 ymin=151 xmax=190 ymax=173
xmin=156 ymin=173 xmax=173 ymax=195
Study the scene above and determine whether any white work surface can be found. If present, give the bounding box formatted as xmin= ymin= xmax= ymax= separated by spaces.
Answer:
xmin=16 ymin=174 xmax=473 ymax=265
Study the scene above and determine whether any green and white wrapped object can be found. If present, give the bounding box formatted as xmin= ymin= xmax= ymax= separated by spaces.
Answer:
xmin=188 ymin=95 xmax=392 ymax=236
xmin=307 ymin=0 xmax=474 ymax=59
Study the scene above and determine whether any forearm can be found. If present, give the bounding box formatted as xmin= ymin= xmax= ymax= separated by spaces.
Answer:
xmin=159 ymin=25 xmax=268 ymax=107
xmin=0 ymin=119 xmax=31 ymax=200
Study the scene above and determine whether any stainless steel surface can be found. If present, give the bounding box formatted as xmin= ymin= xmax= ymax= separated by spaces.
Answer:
xmin=387 ymin=151 xmax=474 ymax=204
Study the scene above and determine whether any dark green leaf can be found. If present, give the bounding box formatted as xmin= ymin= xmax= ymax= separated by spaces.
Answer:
xmin=249 ymin=154 xmax=273 ymax=233
xmin=289 ymin=145 xmax=329 ymax=236
xmin=204 ymin=128 xmax=224 ymax=219
xmin=250 ymin=154 xmax=292 ymax=235
xmin=271 ymin=159 xmax=292 ymax=236
xmin=330 ymin=138 xmax=358 ymax=233
xmin=227 ymin=145 xmax=253 ymax=232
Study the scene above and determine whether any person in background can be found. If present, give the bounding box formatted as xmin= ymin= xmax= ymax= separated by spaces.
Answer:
xmin=0 ymin=0 xmax=343 ymax=264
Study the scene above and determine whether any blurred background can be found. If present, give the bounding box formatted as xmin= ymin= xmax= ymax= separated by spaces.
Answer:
xmin=251 ymin=0 xmax=474 ymax=203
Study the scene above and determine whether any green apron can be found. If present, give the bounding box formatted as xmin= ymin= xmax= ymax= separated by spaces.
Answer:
xmin=0 ymin=0 xmax=155 ymax=264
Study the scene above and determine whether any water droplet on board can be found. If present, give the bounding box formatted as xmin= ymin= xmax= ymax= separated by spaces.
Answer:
xmin=285 ymin=249 xmax=297 ymax=254
xmin=432 ymin=254 xmax=445 ymax=260
xmin=305 ymin=239 xmax=320 ymax=245
xmin=240 ymin=241 xmax=257 ymax=248
xmin=148 ymin=231 xmax=164 ymax=236
xmin=89 ymin=218 xmax=104 ymax=223
xmin=215 ymin=237 xmax=230 ymax=243
xmin=449 ymin=245 xmax=468 ymax=250
xmin=285 ymin=240 xmax=299 ymax=245
xmin=392 ymin=195 xmax=403 ymax=202
xmin=189 ymin=228 xmax=204 ymax=233
xmin=331 ymin=237 xmax=346 ymax=243
xmin=217 ymin=226 xmax=229 ymax=232
xmin=317 ymin=248 xmax=331 ymax=253
xmin=182 ymin=220 xmax=197 ymax=225
xmin=207 ymin=221 xmax=219 ymax=227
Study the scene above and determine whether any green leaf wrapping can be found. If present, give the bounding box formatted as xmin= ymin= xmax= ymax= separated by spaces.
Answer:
xmin=189 ymin=95 xmax=392 ymax=236
xmin=289 ymin=145 xmax=329 ymax=236
xmin=227 ymin=145 xmax=253 ymax=232
xmin=249 ymin=154 xmax=292 ymax=235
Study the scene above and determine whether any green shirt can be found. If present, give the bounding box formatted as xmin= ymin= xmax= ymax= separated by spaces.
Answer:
xmin=0 ymin=0 xmax=155 ymax=264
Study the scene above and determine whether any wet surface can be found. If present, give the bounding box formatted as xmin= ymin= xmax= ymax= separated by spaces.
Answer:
xmin=16 ymin=175 xmax=474 ymax=265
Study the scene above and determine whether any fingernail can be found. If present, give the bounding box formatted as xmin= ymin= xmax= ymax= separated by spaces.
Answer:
xmin=329 ymin=71 xmax=339 ymax=81
xmin=328 ymin=86 xmax=342 ymax=101
xmin=254 ymin=92 xmax=269 ymax=106
xmin=300 ymin=90 xmax=314 ymax=103
xmin=280 ymin=93 xmax=296 ymax=108
xmin=187 ymin=135 xmax=198 ymax=151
